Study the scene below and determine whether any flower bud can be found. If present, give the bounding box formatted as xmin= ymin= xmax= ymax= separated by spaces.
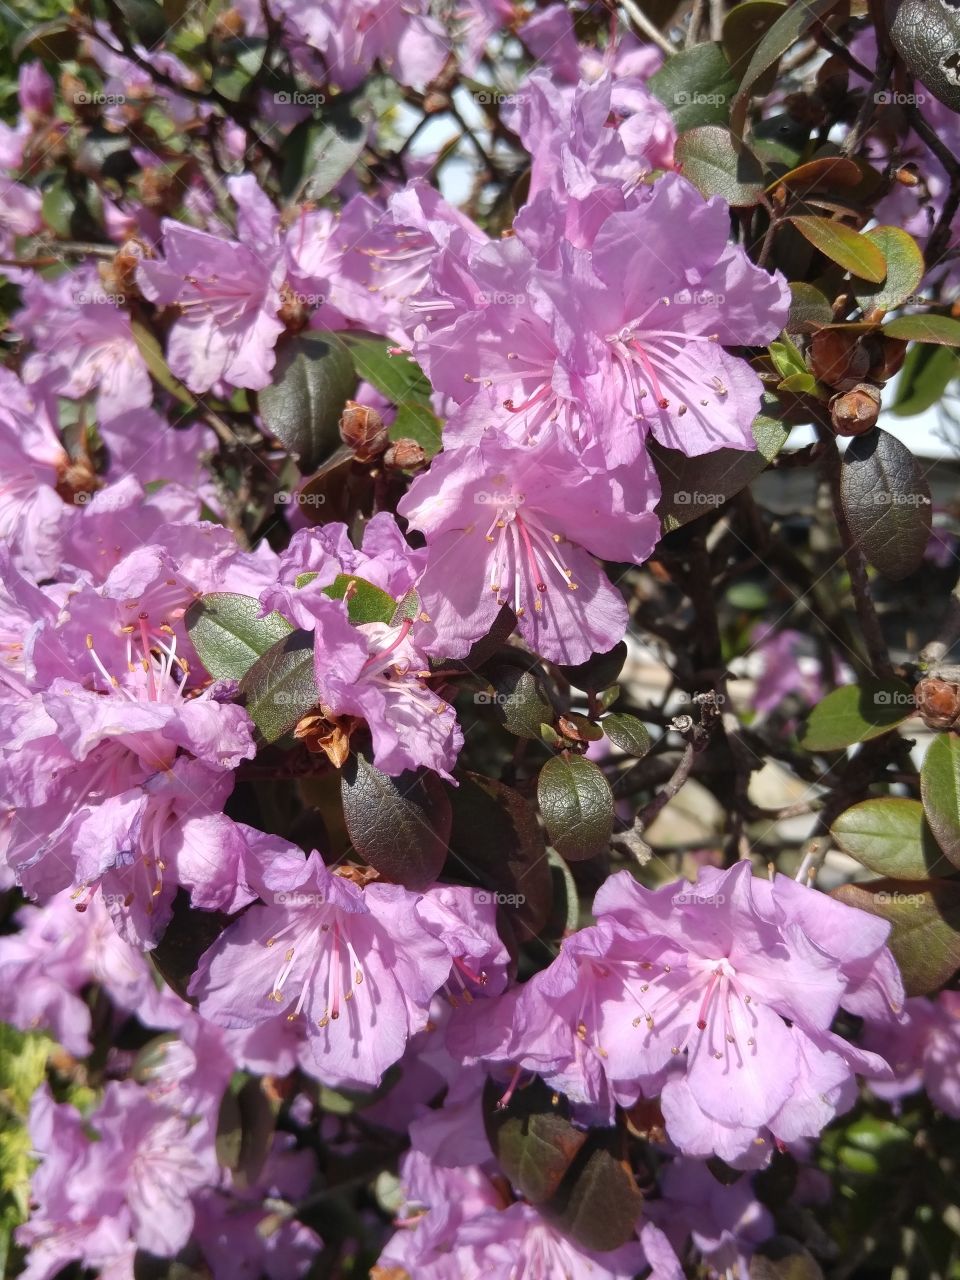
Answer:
xmin=278 ymin=283 xmax=310 ymax=333
xmin=340 ymin=400 xmax=388 ymax=461
xmin=809 ymin=328 xmax=871 ymax=390
xmin=829 ymin=383 xmax=881 ymax=436
xmin=866 ymin=335 xmax=907 ymax=384
xmin=384 ymin=438 xmax=427 ymax=470
xmin=915 ymin=678 xmax=960 ymax=731
xmin=212 ymin=8 xmax=245 ymax=37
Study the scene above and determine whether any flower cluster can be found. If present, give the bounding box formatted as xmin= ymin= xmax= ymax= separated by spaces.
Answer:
xmin=0 ymin=3 xmax=951 ymax=1278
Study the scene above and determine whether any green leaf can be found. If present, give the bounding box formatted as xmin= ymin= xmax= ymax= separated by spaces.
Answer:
xmin=831 ymin=878 xmax=960 ymax=996
xmin=602 ymin=712 xmax=653 ymax=757
xmin=767 ymin=154 xmax=864 ymax=195
xmin=649 ymin=43 xmax=738 ymax=130
xmin=390 ymin=400 xmax=443 ymax=455
xmin=674 ymin=125 xmax=765 ymax=205
xmin=212 ymin=38 xmax=267 ymax=101
xmin=832 ymin=798 xmax=948 ymax=879
xmin=884 ymin=313 xmax=960 ymax=347
xmin=921 ymin=733 xmax=960 ymax=869
xmin=840 ymin=428 xmax=932 ymax=580
xmin=113 ymin=0 xmax=168 ymax=46
xmin=550 ymin=1135 xmax=645 ymax=1253
xmin=538 ymin=754 xmax=614 ymax=861
xmin=239 ymin=629 xmax=319 ymax=744
xmin=722 ymin=1 xmax=788 ymax=92
xmin=892 ymin=342 xmax=960 ymax=416
xmin=321 ymin=574 xmax=397 ymax=625
xmin=257 ymin=331 xmax=358 ymax=473
xmin=185 ymin=593 xmax=293 ymax=682
xmin=130 ymin=320 xmax=197 ymax=409
xmin=730 ymin=0 xmax=842 ymax=136
xmin=788 ymin=217 xmax=887 ymax=283
xmin=800 ymin=679 xmax=914 ymax=751
xmin=787 ymin=282 xmax=834 ymax=334
xmin=340 ymin=754 xmax=451 ymax=890
xmin=446 ymin=772 xmax=552 ymax=936
xmin=853 ymin=226 xmax=925 ymax=314
xmin=13 ymin=18 xmax=78 ymax=61
xmin=483 ymin=1076 xmax=587 ymax=1205
xmin=769 ymin=335 xmax=807 ymax=379
xmin=281 ymin=96 xmax=372 ymax=200
xmin=481 ymin=662 xmax=555 ymax=740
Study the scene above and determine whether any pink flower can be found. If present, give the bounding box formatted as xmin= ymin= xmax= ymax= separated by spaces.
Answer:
xmin=415 ymin=174 xmax=789 ymax=469
xmin=310 ymin=595 xmax=463 ymax=779
xmin=190 ymin=842 xmax=453 ymax=1088
xmin=285 ymin=0 xmax=449 ymax=91
xmin=398 ymin=432 xmax=659 ymax=664
xmin=865 ymin=991 xmax=960 ymax=1117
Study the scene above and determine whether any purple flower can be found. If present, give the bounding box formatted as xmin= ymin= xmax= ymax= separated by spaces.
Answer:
xmin=398 ymin=432 xmax=659 ymax=664
xmin=190 ymin=841 xmax=453 ymax=1088
xmin=310 ymin=595 xmax=463 ymax=779
xmin=865 ymin=991 xmax=960 ymax=1117
xmin=138 ymin=183 xmax=287 ymax=393
xmin=286 ymin=0 xmax=449 ymax=91
xmin=415 ymin=175 xmax=789 ymax=469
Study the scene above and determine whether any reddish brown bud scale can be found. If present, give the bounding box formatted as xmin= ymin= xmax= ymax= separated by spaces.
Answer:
xmin=340 ymin=400 xmax=388 ymax=461
xmin=829 ymin=383 xmax=881 ymax=436
xmin=384 ymin=438 xmax=427 ymax=470
xmin=809 ymin=329 xmax=871 ymax=391
xmin=915 ymin=679 xmax=960 ymax=731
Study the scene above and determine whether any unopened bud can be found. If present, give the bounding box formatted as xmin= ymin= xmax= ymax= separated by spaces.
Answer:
xmin=809 ymin=328 xmax=871 ymax=390
xmin=339 ymin=400 xmax=388 ymax=461
xmin=867 ymin=335 xmax=907 ymax=384
xmin=915 ymin=678 xmax=960 ymax=731
xmin=384 ymin=438 xmax=427 ymax=470
xmin=212 ymin=7 xmax=245 ymax=37
xmin=830 ymin=383 xmax=881 ymax=436
xmin=894 ymin=165 xmax=920 ymax=187
xmin=278 ymin=283 xmax=310 ymax=333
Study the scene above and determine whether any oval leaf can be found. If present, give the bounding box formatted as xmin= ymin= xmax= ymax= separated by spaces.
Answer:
xmin=830 ymin=878 xmax=960 ymax=996
xmin=340 ymin=755 xmax=450 ymax=889
xmin=538 ymin=755 xmax=614 ymax=861
xmin=800 ymin=678 xmax=914 ymax=751
xmin=840 ymin=428 xmax=932 ymax=580
xmin=675 ymin=125 xmax=765 ymax=205
xmin=239 ymin=629 xmax=319 ymax=744
xmin=550 ymin=1137 xmax=645 ymax=1253
xmin=281 ymin=97 xmax=371 ymax=200
xmin=257 ymin=331 xmax=358 ymax=473
xmin=832 ymin=798 xmax=947 ymax=879
xmin=730 ymin=0 xmax=841 ymax=136
xmin=483 ymin=1076 xmax=587 ymax=1205
xmin=185 ymin=593 xmax=293 ymax=682
xmin=883 ymin=313 xmax=960 ymax=347
xmin=787 ymin=282 xmax=834 ymax=334
xmin=648 ymin=43 xmax=738 ymax=130
xmin=322 ymin=574 xmax=397 ymax=625
xmin=788 ymin=217 xmax=887 ymax=283
xmin=853 ymin=226 xmax=925 ymax=314
xmin=921 ymin=733 xmax=960 ymax=869
xmin=602 ymin=713 xmax=653 ymax=757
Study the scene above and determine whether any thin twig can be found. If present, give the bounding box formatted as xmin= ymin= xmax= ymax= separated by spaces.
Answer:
xmin=619 ymin=0 xmax=676 ymax=56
